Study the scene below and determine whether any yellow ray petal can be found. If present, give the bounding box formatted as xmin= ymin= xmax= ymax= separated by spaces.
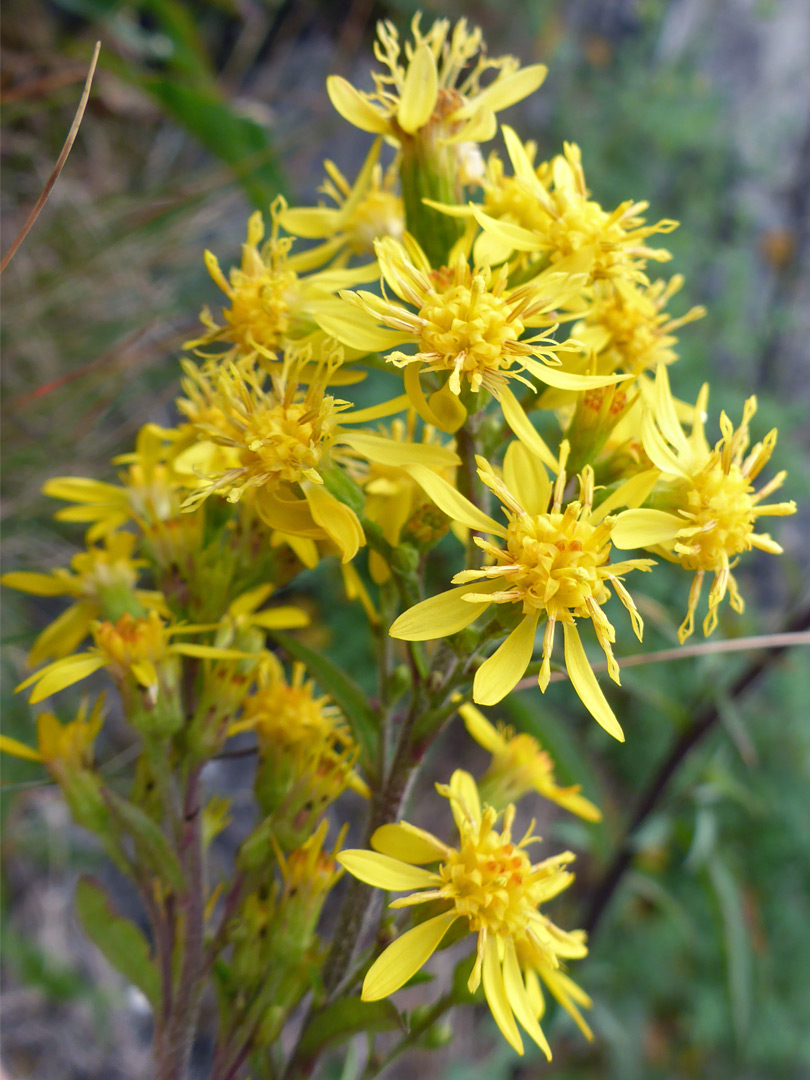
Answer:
xmin=337 ymin=849 xmax=440 ymax=891
xmin=305 ymin=484 xmax=365 ymax=563
xmin=562 ymin=622 xmax=624 ymax=741
xmin=589 ymin=469 xmax=660 ymax=525
xmin=342 ymin=431 xmax=459 ymax=468
xmin=362 ymin=910 xmax=458 ymax=1001
xmin=248 ymin=606 xmax=310 ymax=629
xmin=326 ymin=76 xmax=390 ymax=134
xmin=503 ymin=438 xmax=551 ymax=515
xmin=521 ymin=356 xmax=632 ymax=391
xmin=474 ymin=613 xmax=540 ymax=707
xmin=472 ymin=206 xmax=540 ymax=252
xmin=447 ymin=768 xmax=482 ymax=829
xmin=499 ymin=386 xmax=559 ymax=472
xmin=229 ymin=583 xmax=274 ymax=617
xmin=610 ymin=509 xmax=683 ymax=549
xmin=459 ymin=702 xmax=504 ymax=753
xmin=0 ymin=734 xmax=43 ymax=762
xmin=21 ymin=655 xmax=107 ymax=704
xmin=1 ymin=572 xmax=69 ymax=596
xmin=404 ymin=464 xmax=505 ymax=536
xmin=502 ymin=938 xmax=552 ymax=1059
xmin=482 ymin=933 xmax=524 ymax=1054
xmin=389 ymin=581 xmax=499 ymax=641
xmin=461 ymin=66 xmax=547 ymax=118
xmin=397 ymin=44 xmax=438 ymax=134
xmin=371 ymin=823 xmax=449 ymax=864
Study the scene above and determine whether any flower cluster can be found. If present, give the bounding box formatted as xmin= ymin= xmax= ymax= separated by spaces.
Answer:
xmin=2 ymin=10 xmax=796 ymax=1076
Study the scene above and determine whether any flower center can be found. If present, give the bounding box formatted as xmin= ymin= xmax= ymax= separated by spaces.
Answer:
xmin=503 ymin=509 xmax=612 ymax=616
xmin=94 ymin=612 xmax=166 ymax=673
xmin=677 ymin=463 xmax=756 ymax=571
xmin=240 ymin=397 xmax=338 ymax=489
xmin=418 ymin=278 xmax=521 ymax=393
xmin=227 ymin=263 xmax=299 ymax=351
xmin=441 ymin=826 xmax=535 ymax=935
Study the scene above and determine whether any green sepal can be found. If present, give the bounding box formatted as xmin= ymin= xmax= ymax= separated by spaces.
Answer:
xmin=321 ymin=464 xmax=366 ymax=516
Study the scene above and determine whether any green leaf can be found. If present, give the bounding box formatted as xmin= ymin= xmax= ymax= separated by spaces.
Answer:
xmin=75 ymin=876 xmax=161 ymax=1009
xmin=297 ymin=996 xmax=401 ymax=1060
xmin=707 ymin=857 xmax=754 ymax=1048
xmin=103 ymin=789 xmax=185 ymax=892
xmin=271 ymin=630 xmax=379 ymax=772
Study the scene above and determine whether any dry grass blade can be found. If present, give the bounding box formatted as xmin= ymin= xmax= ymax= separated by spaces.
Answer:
xmin=0 ymin=41 xmax=101 ymax=275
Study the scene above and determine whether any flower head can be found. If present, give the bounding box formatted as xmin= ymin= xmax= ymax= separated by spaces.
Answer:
xmin=391 ymin=441 xmax=655 ymax=737
xmin=177 ymin=350 xmax=459 ymax=562
xmin=186 ymin=198 xmax=378 ymax=365
xmin=279 ymin=139 xmax=404 ymax=265
xmin=338 ymin=769 xmax=590 ymax=1057
xmin=337 ymin=235 xmax=625 ymax=431
xmin=611 ymin=365 xmax=796 ymax=641
xmin=1 ymin=531 xmax=164 ymax=666
xmin=327 ymin=15 xmax=546 ymax=147
xmin=470 ymin=129 xmax=678 ymax=286
xmin=459 ymin=702 xmax=601 ymax=821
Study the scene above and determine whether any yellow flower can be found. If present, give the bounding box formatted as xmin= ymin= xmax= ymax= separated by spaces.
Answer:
xmin=338 ymin=769 xmax=589 ymax=1057
xmin=1 ymin=532 xmax=165 ymax=667
xmin=335 ymin=235 xmax=628 ymax=432
xmin=391 ymin=441 xmax=657 ymax=737
xmin=177 ymin=351 xmax=458 ymax=562
xmin=279 ymin=139 xmax=404 ymax=265
xmin=459 ymin=702 xmax=601 ymax=821
xmin=232 ymin=653 xmax=369 ymax=814
xmin=611 ymin=365 xmax=796 ymax=641
xmin=43 ymin=424 xmax=205 ymax=562
xmin=574 ymin=275 xmax=706 ymax=375
xmin=0 ymin=695 xmax=105 ymax=772
xmin=185 ymin=198 xmax=379 ymax=365
xmin=326 ymin=15 xmax=547 ymax=147
xmin=465 ymin=129 xmax=678 ymax=285
xmin=15 ymin=611 xmax=253 ymax=704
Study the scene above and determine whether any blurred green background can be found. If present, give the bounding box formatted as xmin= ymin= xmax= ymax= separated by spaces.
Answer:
xmin=2 ymin=1 xmax=809 ymax=1077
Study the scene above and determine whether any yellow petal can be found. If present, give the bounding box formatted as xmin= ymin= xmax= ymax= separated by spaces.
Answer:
xmin=502 ymin=125 xmax=546 ymax=191
xmin=341 ymin=431 xmax=459 ymax=468
xmin=462 ymin=65 xmax=547 ymax=117
xmin=229 ymin=583 xmax=274 ymax=617
xmin=403 ymin=464 xmax=505 ymax=536
xmin=20 ymin=654 xmax=106 ymax=704
xmin=459 ymin=702 xmax=504 ymax=753
xmin=337 ymin=849 xmax=440 ymax=891
xmin=428 ymin=384 xmax=468 ymax=433
xmin=389 ymin=581 xmax=499 ymax=641
xmin=28 ymin=601 xmax=96 ymax=667
xmin=326 ymin=76 xmax=390 ymax=134
xmin=277 ymin=206 xmax=343 ymax=239
xmin=474 ymin=613 xmax=539 ymax=707
xmin=482 ymin=934 xmax=524 ymax=1054
xmin=371 ymin=823 xmax=449 ymax=864
xmin=589 ymin=469 xmax=660 ymax=525
xmin=447 ymin=769 xmax=482 ymax=829
xmin=521 ymin=356 xmax=632 ymax=391
xmin=472 ymin=206 xmax=540 ymax=252
xmin=173 ymin=644 xmax=256 ymax=660
xmin=503 ymin=438 xmax=551 ymax=515
xmin=562 ymin=622 xmax=624 ymax=741
xmin=42 ymin=477 xmax=122 ymax=503
xmin=339 ymin=395 xmax=412 ymax=424
xmin=396 ymin=44 xmax=438 ymax=134
xmin=362 ymin=910 xmax=457 ymax=1001
xmin=610 ymin=509 xmax=683 ymax=549
xmin=314 ymin=298 xmax=411 ymax=353
xmin=305 ymin=484 xmax=365 ymax=563
xmin=502 ymin=937 xmax=552 ymax=1060
xmin=1 ymin=571 xmax=68 ymax=597
xmin=541 ymin=966 xmax=594 ymax=1040
xmin=641 ymin=409 xmax=690 ymax=477
xmin=249 ymin=606 xmax=310 ymax=629
xmin=549 ymin=787 xmax=603 ymax=823
xmin=499 ymin=387 xmax=559 ymax=473
xmin=0 ymin=734 xmax=43 ymax=762
xmin=653 ymin=364 xmax=691 ymax=455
